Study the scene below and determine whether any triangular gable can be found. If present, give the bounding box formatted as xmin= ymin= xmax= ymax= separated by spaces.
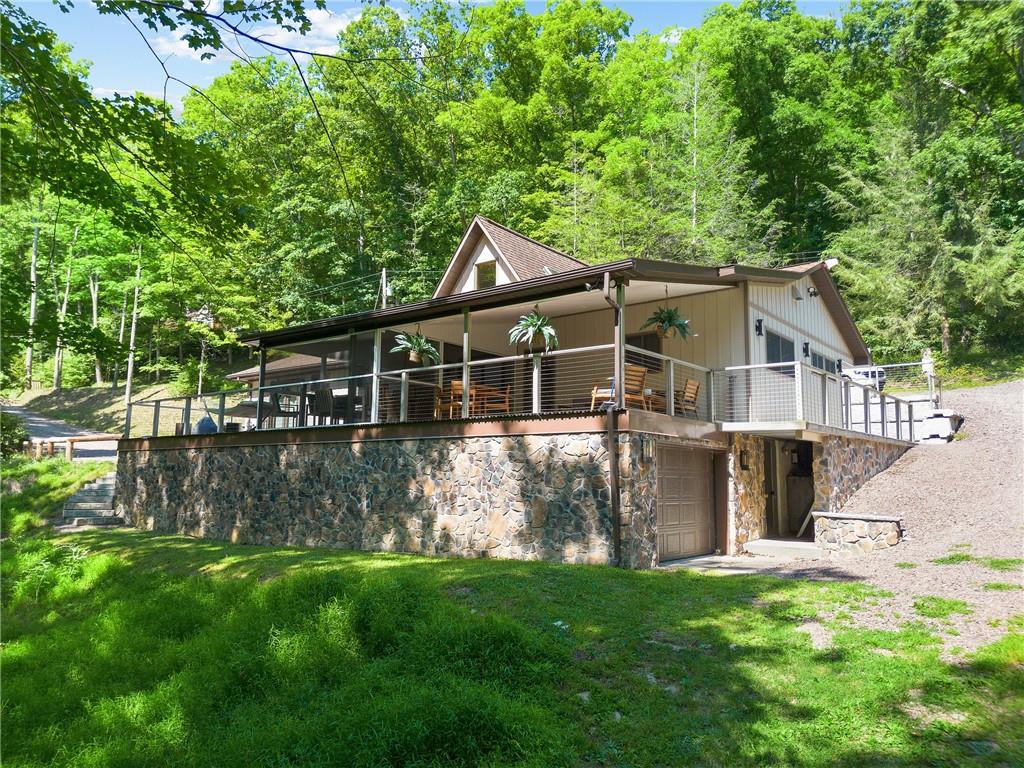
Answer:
xmin=781 ymin=261 xmax=871 ymax=364
xmin=433 ymin=216 xmax=585 ymax=298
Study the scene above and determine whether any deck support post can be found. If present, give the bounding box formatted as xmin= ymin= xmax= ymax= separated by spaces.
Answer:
xmin=370 ymin=328 xmax=382 ymax=423
xmin=462 ymin=310 xmax=471 ymax=418
xmin=255 ymin=346 xmax=267 ymax=428
xmin=152 ymin=400 xmax=161 ymax=437
xmin=614 ymin=281 xmax=626 ymax=409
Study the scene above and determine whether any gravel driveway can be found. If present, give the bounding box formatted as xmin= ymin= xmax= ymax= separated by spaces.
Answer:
xmin=772 ymin=379 xmax=1024 ymax=656
xmin=1 ymin=404 xmax=118 ymax=461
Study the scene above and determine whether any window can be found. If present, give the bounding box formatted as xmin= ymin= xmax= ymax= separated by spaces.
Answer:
xmin=766 ymin=330 xmax=795 ymax=364
xmin=475 ymin=261 xmax=496 ymax=289
xmin=810 ymin=350 xmax=837 ymax=374
xmin=626 ymin=331 xmax=662 ymax=372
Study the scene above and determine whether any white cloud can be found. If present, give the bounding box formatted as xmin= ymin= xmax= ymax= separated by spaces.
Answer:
xmin=247 ymin=8 xmax=360 ymax=56
xmin=151 ymin=32 xmax=219 ymax=62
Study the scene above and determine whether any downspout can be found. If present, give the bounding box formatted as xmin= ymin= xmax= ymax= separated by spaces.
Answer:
xmin=603 ymin=272 xmax=624 ymax=567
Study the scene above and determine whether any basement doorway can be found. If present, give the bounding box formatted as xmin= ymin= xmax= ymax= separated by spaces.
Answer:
xmin=763 ymin=439 xmax=815 ymax=540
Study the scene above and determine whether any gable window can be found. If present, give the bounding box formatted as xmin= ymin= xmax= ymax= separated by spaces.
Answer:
xmin=766 ymin=330 xmax=795 ymax=364
xmin=475 ymin=261 xmax=496 ymax=289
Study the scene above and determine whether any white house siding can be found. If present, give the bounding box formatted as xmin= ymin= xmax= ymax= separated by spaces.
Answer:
xmin=451 ymin=239 xmax=515 ymax=294
xmin=552 ymin=287 xmax=746 ymax=370
xmin=747 ymin=275 xmax=853 ymax=367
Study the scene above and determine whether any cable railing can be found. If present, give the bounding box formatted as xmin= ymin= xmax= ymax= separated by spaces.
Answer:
xmin=711 ymin=362 xmax=921 ymax=441
xmin=124 ymin=348 xmax=926 ymax=443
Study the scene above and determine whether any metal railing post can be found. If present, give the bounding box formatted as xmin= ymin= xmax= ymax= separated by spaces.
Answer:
xmin=532 ymin=354 xmax=542 ymax=414
xmin=299 ymin=383 xmax=309 ymax=427
xmin=666 ymin=360 xmax=675 ymax=416
xmin=708 ymin=369 xmax=716 ymax=422
xmin=862 ymin=388 xmax=870 ymax=435
xmin=183 ymin=397 xmax=192 ymax=435
xmin=255 ymin=346 xmax=267 ymax=429
xmin=124 ymin=401 xmax=133 ymax=438
xmin=400 ymin=372 xmax=409 ymax=422
xmin=821 ymin=372 xmax=829 ymax=426
xmin=217 ymin=393 xmax=226 ymax=431
xmin=843 ymin=379 xmax=851 ymax=429
xmin=908 ymin=403 xmax=915 ymax=442
xmin=895 ymin=400 xmax=902 ymax=440
xmin=880 ymin=393 xmax=888 ymax=438
xmin=794 ymin=363 xmax=804 ymax=421
xmin=152 ymin=399 xmax=161 ymax=437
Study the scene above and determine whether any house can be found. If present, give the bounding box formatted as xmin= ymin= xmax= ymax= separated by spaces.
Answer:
xmin=117 ymin=217 xmax=925 ymax=566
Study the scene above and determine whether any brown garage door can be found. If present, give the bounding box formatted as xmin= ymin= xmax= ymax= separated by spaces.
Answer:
xmin=657 ymin=445 xmax=715 ymax=561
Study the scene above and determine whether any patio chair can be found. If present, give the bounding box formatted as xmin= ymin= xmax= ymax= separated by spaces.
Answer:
xmin=476 ymin=383 xmax=512 ymax=416
xmin=261 ymin=392 xmax=300 ymax=428
xmin=438 ymin=380 xmax=475 ymax=418
xmin=591 ymin=364 xmax=650 ymax=410
xmin=677 ymin=378 xmax=701 ymax=418
xmin=308 ymin=388 xmax=336 ymax=425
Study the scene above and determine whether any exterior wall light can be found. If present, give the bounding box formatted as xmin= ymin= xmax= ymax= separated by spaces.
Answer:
xmin=802 ymin=342 xmax=810 ymax=358
xmin=754 ymin=319 xmax=764 ymax=336
xmin=739 ymin=450 xmax=750 ymax=471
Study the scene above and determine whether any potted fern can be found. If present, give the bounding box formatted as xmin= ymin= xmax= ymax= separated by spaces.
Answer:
xmin=509 ymin=307 xmax=558 ymax=353
xmin=390 ymin=332 xmax=440 ymax=365
xmin=642 ymin=306 xmax=691 ymax=339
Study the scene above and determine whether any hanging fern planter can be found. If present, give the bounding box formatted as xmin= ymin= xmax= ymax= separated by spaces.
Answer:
xmin=509 ymin=307 xmax=558 ymax=354
xmin=642 ymin=306 xmax=691 ymax=340
xmin=390 ymin=332 xmax=440 ymax=366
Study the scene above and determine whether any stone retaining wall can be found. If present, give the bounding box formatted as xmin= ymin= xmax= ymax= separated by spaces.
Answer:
xmin=728 ymin=434 xmax=766 ymax=553
xmin=813 ymin=434 xmax=909 ymax=515
xmin=116 ymin=432 xmax=657 ymax=568
xmin=814 ymin=513 xmax=902 ymax=556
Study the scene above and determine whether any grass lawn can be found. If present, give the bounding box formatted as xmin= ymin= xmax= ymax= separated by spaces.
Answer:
xmin=2 ymin=460 xmax=1022 ymax=767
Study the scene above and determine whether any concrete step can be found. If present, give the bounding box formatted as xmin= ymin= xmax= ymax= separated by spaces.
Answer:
xmin=70 ymin=491 xmax=115 ymax=500
xmin=68 ymin=515 xmax=123 ymax=527
xmin=744 ymin=538 xmax=824 ymax=560
xmin=64 ymin=500 xmax=115 ymax=511
xmin=64 ymin=506 xmax=116 ymax=518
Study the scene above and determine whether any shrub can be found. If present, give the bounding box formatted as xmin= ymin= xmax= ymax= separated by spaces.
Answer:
xmin=1 ymin=410 xmax=29 ymax=457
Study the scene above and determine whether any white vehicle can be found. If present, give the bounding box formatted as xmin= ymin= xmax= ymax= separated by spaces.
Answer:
xmin=844 ymin=365 xmax=887 ymax=391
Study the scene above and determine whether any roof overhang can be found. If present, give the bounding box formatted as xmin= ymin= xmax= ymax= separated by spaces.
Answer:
xmin=241 ymin=259 xmax=815 ymax=349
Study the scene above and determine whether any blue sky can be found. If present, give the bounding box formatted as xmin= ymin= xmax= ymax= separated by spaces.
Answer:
xmin=19 ymin=1 xmax=847 ymax=111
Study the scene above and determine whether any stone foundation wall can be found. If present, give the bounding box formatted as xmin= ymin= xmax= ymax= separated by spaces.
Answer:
xmin=815 ymin=513 xmax=902 ymax=556
xmin=813 ymin=435 xmax=910 ymax=514
xmin=116 ymin=432 xmax=656 ymax=568
xmin=728 ymin=434 xmax=766 ymax=553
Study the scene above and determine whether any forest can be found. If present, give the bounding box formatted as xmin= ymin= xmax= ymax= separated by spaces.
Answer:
xmin=2 ymin=0 xmax=1022 ymax=395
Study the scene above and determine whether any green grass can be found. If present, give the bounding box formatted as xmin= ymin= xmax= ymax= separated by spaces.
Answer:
xmin=1 ymin=456 xmax=114 ymax=537
xmin=895 ymin=562 xmax=917 ymax=569
xmin=935 ymin=350 xmax=1024 ymax=389
xmin=982 ymin=583 xmax=1023 ymax=592
xmin=914 ymin=597 xmax=974 ymax=619
xmin=932 ymin=551 xmax=1024 ymax=573
xmin=2 ymin=461 xmax=1023 ymax=767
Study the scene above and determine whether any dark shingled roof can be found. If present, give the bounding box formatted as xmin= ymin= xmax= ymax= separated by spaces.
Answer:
xmin=227 ymin=353 xmax=345 ymax=381
xmin=474 ymin=217 xmax=586 ymax=280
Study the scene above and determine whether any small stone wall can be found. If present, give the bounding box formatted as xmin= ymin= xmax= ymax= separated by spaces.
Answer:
xmin=116 ymin=431 xmax=655 ymax=568
xmin=813 ymin=434 xmax=909 ymax=515
xmin=814 ymin=513 xmax=902 ymax=556
xmin=728 ymin=434 xmax=766 ymax=553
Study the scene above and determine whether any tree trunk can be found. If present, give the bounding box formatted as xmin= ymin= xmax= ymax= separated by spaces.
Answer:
xmin=940 ymin=313 xmax=951 ymax=354
xmin=53 ymin=229 xmax=76 ymax=388
xmin=24 ymin=195 xmax=42 ymax=389
xmin=691 ymin=65 xmax=699 ymax=232
xmin=111 ymin=291 xmax=128 ymax=388
xmin=123 ymin=253 xmax=141 ymax=411
xmin=88 ymin=272 xmax=101 ymax=384
xmin=197 ymin=339 xmax=206 ymax=395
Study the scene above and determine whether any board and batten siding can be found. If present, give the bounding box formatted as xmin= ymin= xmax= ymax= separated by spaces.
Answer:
xmin=747 ymin=274 xmax=853 ymax=366
xmin=553 ymin=287 xmax=746 ymax=370
xmin=451 ymin=239 xmax=515 ymax=294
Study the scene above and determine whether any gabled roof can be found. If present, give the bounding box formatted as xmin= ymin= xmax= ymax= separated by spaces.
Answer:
xmin=433 ymin=216 xmax=585 ymax=298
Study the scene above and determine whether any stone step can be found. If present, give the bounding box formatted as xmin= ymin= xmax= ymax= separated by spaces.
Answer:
xmin=68 ymin=515 xmax=123 ymax=527
xmin=70 ymin=490 xmax=115 ymax=499
xmin=64 ymin=505 xmax=116 ymax=517
xmin=744 ymin=538 xmax=824 ymax=560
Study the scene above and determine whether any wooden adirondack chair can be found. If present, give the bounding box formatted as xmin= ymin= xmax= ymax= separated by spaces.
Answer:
xmin=591 ymin=364 xmax=650 ymax=410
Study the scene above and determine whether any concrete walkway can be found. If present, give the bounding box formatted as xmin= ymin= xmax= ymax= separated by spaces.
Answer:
xmin=2 ymin=404 xmax=118 ymax=461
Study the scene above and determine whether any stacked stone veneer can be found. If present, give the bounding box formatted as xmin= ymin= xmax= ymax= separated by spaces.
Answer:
xmin=812 ymin=433 xmax=910 ymax=556
xmin=116 ymin=432 xmax=658 ymax=568
xmin=815 ymin=514 xmax=902 ymax=556
xmin=728 ymin=433 xmax=766 ymax=553
xmin=812 ymin=434 xmax=909 ymax=515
